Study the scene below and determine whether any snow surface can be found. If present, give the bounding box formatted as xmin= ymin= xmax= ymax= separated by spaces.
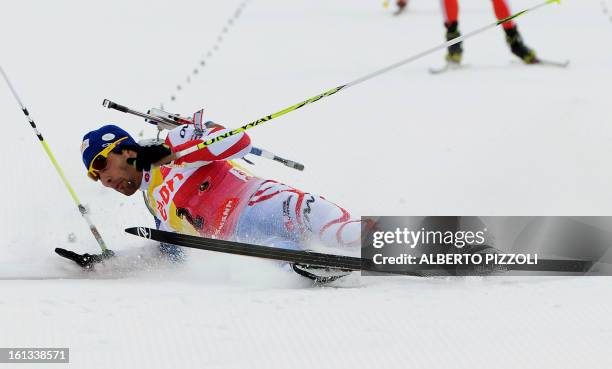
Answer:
xmin=1 ymin=0 xmax=611 ymax=368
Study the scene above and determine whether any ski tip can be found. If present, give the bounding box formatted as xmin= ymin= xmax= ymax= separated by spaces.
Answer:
xmin=428 ymin=66 xmax=446 ymax=75
xmin=54 ymin=247 xmax=76 ymax=258
xmin=535 ymin=59 xmax=570 ymax=68
xmin=125 ymin=227 xmax=153 ymax=239
xmin=429 ymin=62 xmax=466 ymax=75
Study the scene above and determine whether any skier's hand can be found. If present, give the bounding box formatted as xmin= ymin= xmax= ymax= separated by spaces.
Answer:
xmin=127 ymin=144 xmax=173 ymax=171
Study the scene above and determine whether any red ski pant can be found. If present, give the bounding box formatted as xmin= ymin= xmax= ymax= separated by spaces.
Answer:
xmin=441 ymin=0 xmax=515 ymax=29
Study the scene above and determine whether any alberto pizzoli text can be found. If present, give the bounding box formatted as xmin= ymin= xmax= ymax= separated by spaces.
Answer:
xmin=373 ymin=253 xmax=538 ymax=266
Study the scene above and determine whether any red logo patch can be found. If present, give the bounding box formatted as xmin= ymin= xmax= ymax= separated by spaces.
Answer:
xmin=155 ymin=173 xmax=185 ymax=221
xmin=212 ymin=198 xmax=238 ymax=238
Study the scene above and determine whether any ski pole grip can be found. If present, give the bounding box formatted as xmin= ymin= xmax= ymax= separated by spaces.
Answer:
xmin=273 ymin=156 xmax=304 ymax=171
xmin=286 ymin=160 xmax=304 ymax=171
xmin=102 ymin=99 xmax=129 ymax=113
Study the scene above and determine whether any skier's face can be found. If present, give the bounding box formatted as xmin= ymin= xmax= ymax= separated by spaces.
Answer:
xmin=96 ymin=149 xmax=142 ymax=196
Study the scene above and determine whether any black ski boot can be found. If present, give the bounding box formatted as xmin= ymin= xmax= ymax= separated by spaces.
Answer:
xmin=445 ymin=21 xmax=463 ymax=64
xmin=456 ymin=244 xmax=508 ymax=276
xmin=505 ymin=26 xmax=538 ymax=64
xmin=292 ymin=263 xmax=352 ymax=284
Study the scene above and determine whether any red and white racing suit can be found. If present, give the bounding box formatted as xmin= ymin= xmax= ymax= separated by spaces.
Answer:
xmin=140 ymin=124 xmax=360 ymax=252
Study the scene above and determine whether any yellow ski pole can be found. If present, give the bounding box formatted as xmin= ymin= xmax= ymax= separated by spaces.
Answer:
xmin=0 ymin=65 xmax=110 ymax=254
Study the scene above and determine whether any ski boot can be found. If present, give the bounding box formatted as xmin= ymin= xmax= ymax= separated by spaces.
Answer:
xmin=456 ymin=244 xmax=508 ymax=276
xmin=292 ymin=263 xmax=352 ymax=284
xmin=445 ymin=21 xmax=463 ymax=65
xmin=505 ymin=26 xmax=538 ymax=64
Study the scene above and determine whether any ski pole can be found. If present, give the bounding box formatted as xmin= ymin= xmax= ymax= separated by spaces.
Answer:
xmin=173 ymin=0 xmax=561 ymax=160
xmin=249 ymin=147 xmax=304 ymax=171
xmin=103 ymin=99 xmax=305 ymax=171
xmin=0 ymin=66 xmax=111 ymax=254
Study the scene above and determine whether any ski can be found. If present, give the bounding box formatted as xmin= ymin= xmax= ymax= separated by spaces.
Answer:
xmin=511 ymin=59 xmax=570 ymax=68
xmin=429 ymin=62 xmax=469 ymax=75
xmin=535 ymin=59 xmax=570 ymax=68
xmin=125 ymin=227 xmax=422 ymax=276
xmin=393 ymin=7 xmax=406 ymax=16
xmin=125 ymin=227 xmax=598 ymax=275
xmin=430 ymin=59 xmax=569 ymax=75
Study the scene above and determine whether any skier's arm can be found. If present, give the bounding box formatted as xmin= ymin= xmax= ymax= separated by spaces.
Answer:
xmin=166 ymin=125 xmax=252 ymax=165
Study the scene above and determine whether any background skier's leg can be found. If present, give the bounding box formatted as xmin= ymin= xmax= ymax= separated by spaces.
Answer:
xmin=441 ymin=0 xmax=462 ymax=63
xmin=491 ymin=0 xmax=515 ymax=29
xmin=441 ymin=0 xmax=459 ymax=25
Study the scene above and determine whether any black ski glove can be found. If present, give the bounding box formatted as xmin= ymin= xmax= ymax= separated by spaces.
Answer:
xmin=55 ymin=248 xmax=115 ymax=269
xmin=127 ymin=144 xmax=172 ymax=171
